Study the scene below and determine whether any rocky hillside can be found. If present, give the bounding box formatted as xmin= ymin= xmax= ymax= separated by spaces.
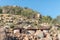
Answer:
xmin=0 ymin=14 xmax=60 ymax=40
xmin=0 ymin=6 xmax=60 ymax=40
xmin=0 ymin=6 xmax=59 ymax=30
xmin=0 ymin=6 xmax=54 ymax=26
xmin=0 ymin=6 xmax=40 ymax=19
xmin=0 ymin=14 xmax=51 ymax=29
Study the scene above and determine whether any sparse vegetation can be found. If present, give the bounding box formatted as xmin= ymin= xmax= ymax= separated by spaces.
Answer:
xmin=0 ymin=6 xmax=60 ymax=40
xmin=0 ymin=6 xmax=59 ymax=28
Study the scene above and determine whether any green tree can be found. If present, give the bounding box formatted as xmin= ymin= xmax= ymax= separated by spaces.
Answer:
xmin=0 ymin=7 xmax=2 ymax=13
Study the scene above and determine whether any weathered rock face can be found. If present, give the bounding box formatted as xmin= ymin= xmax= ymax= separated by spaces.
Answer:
xmin=0 ymin=25 xmax=60 ymax=40
xmin=0 ymin=27 xmax=6 ymax=40
xmin=57 ymin=31 xmax=60 ymax=40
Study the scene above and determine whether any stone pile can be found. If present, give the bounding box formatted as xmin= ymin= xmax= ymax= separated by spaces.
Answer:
xmin=0 ymin=14 xmax=60 ymax=40
xmin=3 ymin=25 xmax=60 ymax=40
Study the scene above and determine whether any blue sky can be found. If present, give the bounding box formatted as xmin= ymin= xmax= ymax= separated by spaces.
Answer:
xmin=0 ymin=0 xmax=60 ymax=18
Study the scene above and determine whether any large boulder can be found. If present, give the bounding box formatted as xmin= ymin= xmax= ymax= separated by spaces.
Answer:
xmin=34 ymin=30 xmax=44 ymax=38
xmin=57 ymin=31 xmax=60 ymax=40
xmin=0 ymin=27 xmax=6 ymax=40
